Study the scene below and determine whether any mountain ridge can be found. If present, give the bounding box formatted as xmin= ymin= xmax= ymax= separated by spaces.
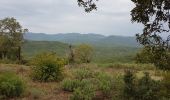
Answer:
xmin=24 ymin=32 xmax=139 ymax=47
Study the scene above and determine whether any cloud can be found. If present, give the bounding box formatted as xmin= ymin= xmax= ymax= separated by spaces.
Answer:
xmin=0 ymin=0 xmax=142 ymax=36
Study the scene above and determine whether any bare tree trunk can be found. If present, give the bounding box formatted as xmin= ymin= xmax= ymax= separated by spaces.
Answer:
xmin=0 ymin=52 xmax=2 ymax=59
xmin=2 ymin=51 xmax=7 ymax=59
xmin=69 ymin=45 xmax=75 ymax=64
xmin=18 ymin=46 xmax=21 ymax=61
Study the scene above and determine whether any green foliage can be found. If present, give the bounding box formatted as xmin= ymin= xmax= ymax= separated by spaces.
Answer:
xmin=22 ymin=41 xmax=139 ymax=63
xmin=62 ymin=67 xmax=116 ymax=99
xmin=0 ymin=17 xmax=27 ymax=61
xmin=123 ymin=70 xmax=136 ymax=99
xmin=62 ymin=68 xmax=96 ymax=100
xmin=70 ymin=80 xmax=95 ymax=100
xmin=0 ymin=73 xmax=25 ymax=98
xmin=152 ymin=51 xmax=170 ymax=70
xmin=75 ymin=44 xmax=94 ymax=63
xmin=131 ymin=0 xmax=170 ymax=71
xmin=23 ymin=41 xmax=69 ymax=58
xmin=74 ymin=68 xmax=94 ymax=80
xmin=135 ymin=47 xmax=170 ymax=70
xmin=131 ymin=0 xmax=170 ymax=49
xmin=123 ymin=70 xmax=161 ymax=100
xmin=30 ymin=52 xmax=65 ymax=82
xmin=61 ymin=79 xmax=81 ymax=92
xmin=77 ymin=0 xmax=98 ymax=12
xmin=160 ymin=72 xmax=170 ymax=99
xmin=61 ymin=77 xmax=95 ymax=100
xmin=135 ymin=47 xmax=152 ymax=63
xmin=96 ymin=72 xmax=114 ymax=97
xmin=136 ymin=72 xmax=161 ymax=100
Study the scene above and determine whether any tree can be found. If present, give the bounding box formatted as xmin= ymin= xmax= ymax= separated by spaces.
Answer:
xmin=75 ymin=44 xmax=94 ymax=63
xmin=130 ymin=0 xmax=170 ymax=69
xmin=131 ymin=0 xmax=170 ymax=49
xmin=68 ymin=45 xmax=75 ymax=64
xmin=135 ymin=47 xmax=153 ymax=64
xmin=0 ymin=17 xmax=28 ymax=61
xmin=77 ymin=0 xmax=98 ymax=12
xmin=135 ymin=46 xmax=170 ymax=70
xmin=0 ymin=35 xmax=12 ymax=59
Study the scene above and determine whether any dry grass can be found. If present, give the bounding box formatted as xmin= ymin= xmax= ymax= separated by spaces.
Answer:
xmin=0 ymin=63 xmax=163 ymax=100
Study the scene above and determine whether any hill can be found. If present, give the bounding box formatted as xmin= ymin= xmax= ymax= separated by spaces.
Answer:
xmin=22 ymin=41 xmax=69 ymax=58
xmin=22 ymin=41 xmax=139 ymax=63
xmin=24 ymin=33 xmax=139 ymax=47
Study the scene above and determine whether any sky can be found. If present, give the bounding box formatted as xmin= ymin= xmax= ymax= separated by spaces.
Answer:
xmin=0 ymin=0 xmax=143 ymax=36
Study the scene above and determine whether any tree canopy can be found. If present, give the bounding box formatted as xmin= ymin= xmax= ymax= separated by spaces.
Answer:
xmin=77 ymin=0 xmax=98 ymax=12
xmin=0 ymin=17 xmax=28 ymax=60
xmin=131 ymin=0 xmax=170 ymax=49
xmin=75 ymin=44 xmax=94 ymax=63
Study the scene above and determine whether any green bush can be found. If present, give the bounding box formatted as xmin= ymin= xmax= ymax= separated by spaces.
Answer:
xmin=136 ymin=72 xmax=161 ymax=100
xmin=30 ymin=52 xmax=65 ymax=82
xmin=74 ymin=68 xmax=93 ymax=80
xmin=70 ymin=80 xmax=95 ymax=100
xmin=123 ymin=71 xmax=161 ymax=100
xmin=135 ymin=47 xmax=170 ymax=70
xmin=62 ymin=67 xmax=95 ymax=99
xmin=0 ymin=73 xmax=25 ymax=98
xmin=123 ymin=70 xmax=136 ymax=99
xmin=160 ymin=72 xmax=170 ymax=99
xmin=61 ymin=79 xmax=81 ymax=92
xmin=96 ymin=72 xmax=114 ymax=97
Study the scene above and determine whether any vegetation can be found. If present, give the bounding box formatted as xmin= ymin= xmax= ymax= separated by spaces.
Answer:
xmin=96 ymin=72 xmax=114 ymax=97
xmin=30 ymin=52 xmax=65 ymax=82
xmin=74 ymin=44 xmax=94 ymax=63
xmin=62 ymin=69 xmax=96 ymax=100
xmin=22 ymin=41 xmax=138 ymax=63
xmin=61 ymin=79 xmax=81 ymax=92
xmin=70 ymin=81 xmax=95 ymax=100
xmin=160 ymin=72 xmax=170 ymax=99
xmin=0 ymin=73 xmax=25 ymax=99
xmin=124 ymin=70 xmax=162 ymax=100
xmin=0 ymin=0 xmax=170 ymax=99
xmin=131 ymin=0 xmax=170 ymax=49
xmin=0 ymin=17 xmax=27 ymax=61
xmin=135 ymin=47 xmax=170 ymax=70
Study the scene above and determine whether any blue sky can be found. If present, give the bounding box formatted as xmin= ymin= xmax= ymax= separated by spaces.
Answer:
xmin=0 ymin=0 xmax=143 ymax=36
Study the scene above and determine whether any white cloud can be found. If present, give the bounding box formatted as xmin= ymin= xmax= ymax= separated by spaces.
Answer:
xmin=0 ymin=0 xmax=142 ymax=36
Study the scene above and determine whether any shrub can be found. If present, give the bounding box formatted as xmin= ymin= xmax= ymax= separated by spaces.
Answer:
xmin=160 ymin=71 xmax=170 ymax=99
xmin=135 ymin=47 xmax=170 ymax=70
xmin=123 ymin=71 xmax=161 ymax=100
xmin=30 ymin=52 xmax=65 ymax=82
xmin=123 ymin=70 xmax=136 ymax=99
xmin=70 ymin=80 xmax=95 ymax=100
xmin=61 ymin=79 xmax=81 ymax=92
xmin=136 ymin=72 xmax=161 ymax=100
xmin=74 ymin=68 xmax=93 ymax=80
xmin=96 ymin=72 xmax=114 ymax=97
xmin=0 ymin=73 xmax=25 ymax=98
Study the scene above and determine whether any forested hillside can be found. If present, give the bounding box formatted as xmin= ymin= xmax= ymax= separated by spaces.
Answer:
xmin=22 ymin=41 xmax=139 ymax=63
xmin=24 ymin=33 xmax=139 ymax=47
